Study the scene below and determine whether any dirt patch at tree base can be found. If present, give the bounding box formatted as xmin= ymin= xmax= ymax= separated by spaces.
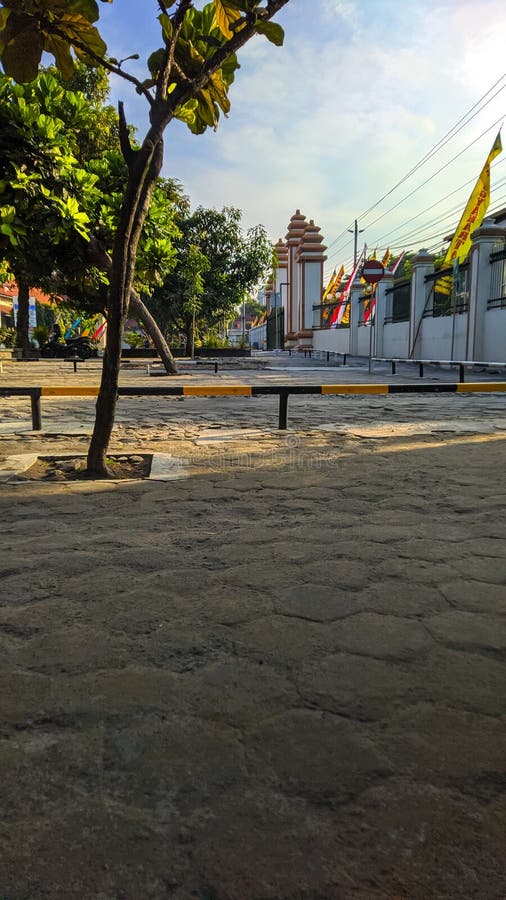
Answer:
xmin=19 ymin=453 xmax=152 ymax=481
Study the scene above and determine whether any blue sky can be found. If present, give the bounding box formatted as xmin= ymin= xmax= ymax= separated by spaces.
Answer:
xmin=98 ymin=1 xmax=506 ymax=277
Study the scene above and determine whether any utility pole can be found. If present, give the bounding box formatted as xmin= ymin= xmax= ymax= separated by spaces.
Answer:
xmin=348 ymin=219 xmax=364 ymax=265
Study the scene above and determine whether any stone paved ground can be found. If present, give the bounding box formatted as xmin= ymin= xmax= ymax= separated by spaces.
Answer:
xmin=1 ymin=360 xmax=506 ymax=899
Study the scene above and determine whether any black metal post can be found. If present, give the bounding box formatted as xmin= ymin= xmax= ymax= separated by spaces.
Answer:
xmin=278 ymin=391 xmax=288 ymax=430
xmin=419 ymin=363 xmax=424 ymax=378
xmin=31 ymin=390 xmax=42 ymax=431
xmin=392 ymin=361 xmax=396 ymax=375
xmin=343 ymin=353 xmax=347 ymax=366
xmin=214 ymin=362 xmax=218 ymax=374
xmin=73 ymin=359 xmax=77 ymax=373
xmin=459 ymin=364 xmax=465 ymax=383
xmin=326 ymin=351 xmax=330 ymax=362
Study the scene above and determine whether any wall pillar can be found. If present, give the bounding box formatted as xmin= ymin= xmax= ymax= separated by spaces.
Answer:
xmin=284 ymin=210 xmax=307 ymax=348
xmin=466 ymin=217 xmax=506 ymax=360
xmin=374 ymin=273 xmax=394 ymax=358
xmin=295 ymin=219 xmax=327 ymax=348
xmin=409 ymin=250 xmax=435 ymax=357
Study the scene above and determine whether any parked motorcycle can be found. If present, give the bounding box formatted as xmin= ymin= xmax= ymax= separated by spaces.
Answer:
xmin=41 ymin=335 xmax=95 ymax=360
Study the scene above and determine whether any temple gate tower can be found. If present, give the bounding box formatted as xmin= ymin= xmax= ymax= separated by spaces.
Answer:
xmin=295 ymin=219 xmax=327 ymax=350
xmin=284 ymin=210 xmax=307 ymax=349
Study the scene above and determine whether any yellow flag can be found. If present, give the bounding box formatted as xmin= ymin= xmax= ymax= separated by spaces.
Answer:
xmin=437 ymin=132 xmax=502 ymax=294
xmin=382 ymin=248 xmax=391 ymax=268
xmin=340 ymin=301 xmax=351 ymax=326
xmin=322 ymin=269 xmax=336 ymax=302
xmin=445 ymin=131 xmax=501 ymax=265
xmin=328 ymin=264 xmax=345 ymax=299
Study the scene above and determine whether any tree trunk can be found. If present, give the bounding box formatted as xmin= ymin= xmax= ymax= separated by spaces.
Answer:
xmin=15 ymin=279 xmax=30 ymax=355
xmin=83 ymin=0 xmax=290 ymax=475
xmin=86 ymin=142 xmax=165 ymax=476
xmin=87 ymin=237 xmax=179 ymax=376
xmin=185 ymin=315 xmax=194 ymax=358
xmin=129 ymin=290 xmax=179 ymax=375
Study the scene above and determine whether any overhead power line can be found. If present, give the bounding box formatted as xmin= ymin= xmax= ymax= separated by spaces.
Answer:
xmin=360 ymin=115 xmax=505 ymax=234
xmin=358 ymin=73 xmax=506 ymax=225
xmin=322 ymin=72 xmax=506 ymax=259
xmin=368 ymin=178 xmax=506 ymax=252
xmin=372 ymin=156 xmax=506 ymax=246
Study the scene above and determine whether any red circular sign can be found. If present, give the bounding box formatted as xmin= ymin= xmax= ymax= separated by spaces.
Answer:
xmin=362 ymin=259 xmax=385 ymax=284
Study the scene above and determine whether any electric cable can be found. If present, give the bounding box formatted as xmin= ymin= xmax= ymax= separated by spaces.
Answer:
xmin=322 ymin=73 xmax=505 ymax=256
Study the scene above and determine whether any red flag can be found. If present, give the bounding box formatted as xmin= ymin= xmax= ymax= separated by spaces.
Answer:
xmin=329 ymin=248 xmax=365 ymax=327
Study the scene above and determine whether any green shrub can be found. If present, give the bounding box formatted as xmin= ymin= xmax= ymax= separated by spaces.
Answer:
xmin=32 ymin=324 xmax=50 ymax=346
xmin=204 ymin=333 xmax=232 ymax=349
xmin=124 ymin=330 xmax=146 ymax=349
xmin=0 ymin=327 xmax=16 ymax=348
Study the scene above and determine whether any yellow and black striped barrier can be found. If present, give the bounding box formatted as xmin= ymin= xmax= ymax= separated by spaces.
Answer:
xmin=1 ymin=382 xmax=506 ymax=431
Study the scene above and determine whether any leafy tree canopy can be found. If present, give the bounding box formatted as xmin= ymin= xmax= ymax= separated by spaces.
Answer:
xmin=149 ymin=204 xmax=273 ymax=339
xmin=0 ymin=0 xmax=290 ymax=472
xmin=0 ymin=71 xmax=98 ymax=286
xmin=0 ymin=66 xmax=186 ymax=310
xmin=0 ymin=1 xmax=286 ymax=135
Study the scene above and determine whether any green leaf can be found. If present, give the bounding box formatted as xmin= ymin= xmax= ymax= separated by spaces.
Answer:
xmin=254 ymin=19 xmax=284 ymax=46
xmin=67 ymin=0 xmax=101 ymax=24
xmin=59 ymin=15 xmax=107 ymax=64
xmin=208 ymin=70 xmax=231 ymax=114
xmin=213 ymin=0 xmax=242 ymax=39
xmin=148 ymin=48 xmax=165 ymax=78
xmin=46 ymin=34 xmax=75 ymax=80
xmin=0 ymin=7 xmax=10 ymax=53
xmin=158 ymin=13 xmax=173 ymax=41
xmin=1 ymin=11 xmax=47 ymax=81
xmin=196 ymin=89 xmax=218 ymax=127
xmin=174 ymin=98 xmax=198 ymax=131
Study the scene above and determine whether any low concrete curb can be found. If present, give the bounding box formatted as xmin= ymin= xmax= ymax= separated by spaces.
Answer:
xmin=0 ymin=453 xmax=39 ymax=481
xmin=0 ymin=451 xmax=187 ymax=482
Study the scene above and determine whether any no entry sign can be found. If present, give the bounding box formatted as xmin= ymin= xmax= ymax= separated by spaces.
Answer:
xmin=362 ymin=259 xmax=384 ymax=284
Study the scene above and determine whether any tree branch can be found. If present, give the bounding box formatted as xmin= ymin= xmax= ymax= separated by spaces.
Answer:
xmin=155 ymin=0 xmax=193 ymax=103
xmin=168 ymin=0 xmax=290 ymax=111
xmin=118 ymin=101 xmax=137 ymax=168
xmin=86 ymin=236 xmax=179 ymax=376
xmin=41 ymin=21 xmax=155 ymax=106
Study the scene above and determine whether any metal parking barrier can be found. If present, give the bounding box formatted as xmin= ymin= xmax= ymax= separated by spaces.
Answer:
xmin=2 ymin=381 xmax=506 ymax=432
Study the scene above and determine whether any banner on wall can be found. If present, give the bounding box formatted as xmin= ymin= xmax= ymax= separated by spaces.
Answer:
xmin=12 ymin=296 xmax=37 ymax=332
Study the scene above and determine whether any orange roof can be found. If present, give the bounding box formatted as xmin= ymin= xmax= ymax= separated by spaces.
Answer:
xmin=0 ymin=283 xmax=54 ymax=305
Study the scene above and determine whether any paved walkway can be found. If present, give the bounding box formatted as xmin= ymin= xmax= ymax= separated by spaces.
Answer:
xmin=1 ymin=361 xmax=505 ymax=899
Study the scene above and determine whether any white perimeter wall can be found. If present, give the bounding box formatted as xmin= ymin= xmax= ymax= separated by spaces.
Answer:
xmin=382 ymin=322 xmax=410 ymax=357
xmin=249 ymin=323 xmax=266 ymax=348
xmin=357 ymin=325 xmax=371 ymax=356
xmin=482 ymin=309 xmax=506 ymax=360
xmin=313 ymin=327 xmax=350 ymax=354
xmin=419 ymin=314 xmax=468 ymax=360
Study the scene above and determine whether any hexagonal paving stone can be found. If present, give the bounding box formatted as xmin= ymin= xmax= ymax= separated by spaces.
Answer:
xmin=248 ymin=709 xmax=390 ymax=803
xmin=274 ymin=583 xmax=367 ymax=622
xmin=426 ymin=610 xmax=506 ymax=651
xmin=331 ymin=613 xmax=432 ymax=660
